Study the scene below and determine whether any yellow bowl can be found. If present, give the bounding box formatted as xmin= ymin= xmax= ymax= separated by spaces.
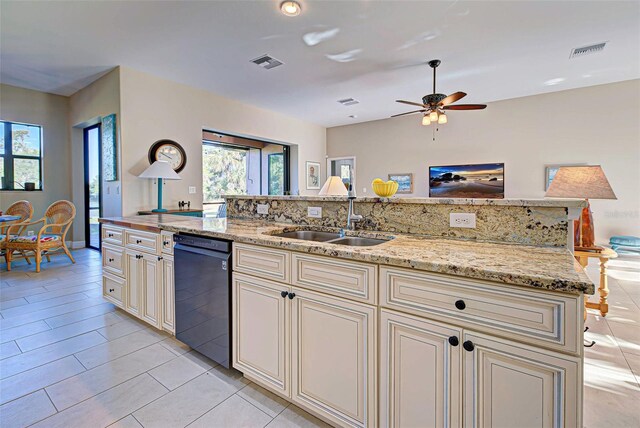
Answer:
xmin=372 ymin=180 xmax=399 ymax=197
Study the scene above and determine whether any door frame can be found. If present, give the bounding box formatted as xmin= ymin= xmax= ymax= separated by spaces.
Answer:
xmin=83 ymin=123 xmax=102 ymax=250
xmin=326 ymin=156 xmax=356 ymax=190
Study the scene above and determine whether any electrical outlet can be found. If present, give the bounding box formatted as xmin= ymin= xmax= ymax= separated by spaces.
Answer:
xmin=188 ymin=186 xmax=196 ymax=194
xmin=257 ymin=204 xmax=269 ymax=215
xmin=27 ymin=230 xmax=34 ymax=236
xmin=307 ymin=207 xmax=322 ymax=218
xmin=450 ymin=213 xmax=476 ymax=228
xmin=362 ymin=187 xmax=367 ymax=193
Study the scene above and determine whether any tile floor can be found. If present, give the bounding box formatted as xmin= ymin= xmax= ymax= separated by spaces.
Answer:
xmin=0 ymin=249 xmax=639 ymax=427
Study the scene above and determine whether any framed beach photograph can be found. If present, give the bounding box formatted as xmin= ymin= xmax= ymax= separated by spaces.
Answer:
xmin=306 ymin=161 xmax=321 ymax=190
xmin=388 ymin=173 xmax=413 ymax=194
xmin=545 ymin=163 xmax=587 ymax=190
xmin=429 ymin=163 xmax=504 ymax=198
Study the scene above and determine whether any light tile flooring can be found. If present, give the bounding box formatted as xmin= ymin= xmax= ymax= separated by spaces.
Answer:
xmin=0 ymin=249 xmax=639 ymax=427
xmin=0 ymin=250 xmax=329 ymax=428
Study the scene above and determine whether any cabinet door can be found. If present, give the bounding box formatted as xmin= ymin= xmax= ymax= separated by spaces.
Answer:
xmin=290 ymin=287 xmax=376 ymax=428
xmin=162 ymin=256 xmax=175 ymax=333
xmin=463 ymin=331 xmax=581 ymax=428
xmin=140 ymin=254 xmax=163 ymax=329
xmin=380 ymin=309 xmax=462 ymax=428
xmin=124 ymin=249 xmax=141 ymax=317
xmin=233 ymin=273 xmax=290 ymax=395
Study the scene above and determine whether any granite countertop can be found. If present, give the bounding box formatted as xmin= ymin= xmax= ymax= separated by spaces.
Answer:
xmin=100 ymin=215 xmax=594 ymax=295
xmin=224 ymin=195 xmax=588 ymax=208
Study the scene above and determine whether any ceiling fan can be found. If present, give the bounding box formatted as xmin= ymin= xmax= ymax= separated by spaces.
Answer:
xmin=392 ymin=59 xmax=486 ymax=125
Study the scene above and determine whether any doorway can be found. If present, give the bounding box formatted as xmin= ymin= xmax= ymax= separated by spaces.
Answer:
xmin=327 ymin=156 xmax=356 ymax=190
xmin=84 ymin=124 xmax=102 ymax=250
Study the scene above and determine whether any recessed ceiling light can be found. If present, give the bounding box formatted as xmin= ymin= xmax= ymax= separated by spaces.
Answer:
xmin=280 ymin=1 xmax=301 ymax=17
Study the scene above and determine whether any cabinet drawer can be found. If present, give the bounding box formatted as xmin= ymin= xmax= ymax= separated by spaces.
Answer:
xmin=102 ymin=225 xmax=124 ymax=246
xmin=292 ymin=253 xmax=377 ymax=304
xmin=380 ymin=266 xmax=581 ymax=355
xmin=233 ymin=243 xmax=290 ymax=283
xmin=125 ymin=229 xmax=160 ymax=255
xmin=103 ymin=273 xmax=125 ymax=308
xmin=161 ymin=231 xmax=174 ymax=255
xmin=102 ymin=244 xmax=125 ymax=277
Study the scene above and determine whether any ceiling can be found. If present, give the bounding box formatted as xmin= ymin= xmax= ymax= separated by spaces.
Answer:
xmin=1 ymin=1 xmax=638 ymax=127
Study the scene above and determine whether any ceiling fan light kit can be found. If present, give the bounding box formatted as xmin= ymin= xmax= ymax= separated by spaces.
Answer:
xmin=393 ymin=59 xmax=487 ymax=126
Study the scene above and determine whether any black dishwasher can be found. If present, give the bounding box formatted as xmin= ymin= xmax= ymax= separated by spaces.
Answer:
xmin=173 ymin=233 xmax=232 ymax=368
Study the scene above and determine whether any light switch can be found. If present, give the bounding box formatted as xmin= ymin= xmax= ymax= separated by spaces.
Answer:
xmin=189 ymin=186 xmax=196 ymax=194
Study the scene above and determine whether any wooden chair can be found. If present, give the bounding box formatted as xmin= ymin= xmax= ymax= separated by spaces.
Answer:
xmin=1 ymin=200 xmax=34 ymax=266
xmin=6 ymin=200 xmax=76 ymax=273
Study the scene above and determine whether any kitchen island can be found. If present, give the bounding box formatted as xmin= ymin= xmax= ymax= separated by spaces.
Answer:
xmin=100 ymin=196 xmax=592 ymax=428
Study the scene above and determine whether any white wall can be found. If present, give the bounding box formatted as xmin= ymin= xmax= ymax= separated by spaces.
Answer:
xmin=69 ymin=68 xmax=122 ymax=242
xmin=327 ymin=80 xmax=640 ymax=244
xmin=118 ymin=67 xmax=326 ymax=215
xmin=0 ymin=84 xmax=72 ymax=235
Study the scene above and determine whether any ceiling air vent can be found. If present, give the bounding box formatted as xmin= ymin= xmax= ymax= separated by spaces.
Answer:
xmin=338 ymin=98 xmax=359 ymax=106
xmin=569 ymin=42 xmax=607 ymax=59
xmin=251 ymin=54 xmax=284 ymax=70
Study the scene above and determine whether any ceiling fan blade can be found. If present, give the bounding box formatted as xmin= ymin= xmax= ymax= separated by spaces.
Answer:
xmin=391 ymin=109 xmax=426 ymax=118
xmin=438 ymin=91 xmax=467 ymax=106
xmin=396 ymin=100 xmax=427 ymax=108
xmin=442 ymin=104 xmax=487 ymax=110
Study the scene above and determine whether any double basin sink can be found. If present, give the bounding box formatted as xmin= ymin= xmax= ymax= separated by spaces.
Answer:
xmin=272 ymin=230 xmax=390 ymax=247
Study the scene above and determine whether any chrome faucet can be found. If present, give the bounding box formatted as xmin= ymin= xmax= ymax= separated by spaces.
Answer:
xmin=345 ymin=186 xmax=363 ymax=232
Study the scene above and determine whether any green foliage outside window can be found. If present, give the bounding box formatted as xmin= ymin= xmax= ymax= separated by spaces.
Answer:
xmin=202 ymin=144 xmax=247 ymax=203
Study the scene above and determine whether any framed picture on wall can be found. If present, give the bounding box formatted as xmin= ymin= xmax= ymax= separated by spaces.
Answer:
xmin=102 ymin=114 xmax=117 ymax=181
xmin=306 ymin=161 xmax=321 ymax=190
xmin=388 ymin=173 xmax=413 ymax=194
xmin=545 ymin=163 xmax=587 ymax=190
xmin=429 ymin=163 xmax=504 ymax=198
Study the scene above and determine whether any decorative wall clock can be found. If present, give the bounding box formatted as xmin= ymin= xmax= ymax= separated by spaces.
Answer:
xmin=148 ymin=139 xmax=187 ymax=173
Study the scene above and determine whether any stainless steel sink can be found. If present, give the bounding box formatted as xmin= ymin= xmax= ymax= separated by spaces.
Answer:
xmin=271 ymin=230 xmax=391 ymax=247
xmin=273 ymin=230 xmax=342 ymax=242
xmin=328 ymin=237 xmax=389 ymax=247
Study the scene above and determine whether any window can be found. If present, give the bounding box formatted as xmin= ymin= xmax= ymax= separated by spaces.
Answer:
xmin=268 ymin=153 xmax=284 ymax=195
xmin=1 ymin=121 xmax=43 ymax=190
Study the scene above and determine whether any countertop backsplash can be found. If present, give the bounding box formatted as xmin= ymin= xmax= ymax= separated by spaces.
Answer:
xmin=225 ymin=196 xmax=582 ymax=248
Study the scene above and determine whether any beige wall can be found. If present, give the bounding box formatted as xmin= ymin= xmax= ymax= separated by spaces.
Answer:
xmin=0 ymin=84 xmax=72 ymax=235
xmin=327 ymin=80 xmax=640 ymax=244
xmin=118 ymin=66 xmax=326 ymax=215
xmin=69 ymin=68 xmax=122 ymax=244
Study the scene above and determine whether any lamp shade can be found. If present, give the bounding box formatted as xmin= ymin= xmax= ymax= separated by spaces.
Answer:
xmin=545 ymin=165 xmax=616 ymax=199
xmin=318 ymin=176 xmax=348 ymax=196
xmin=138 ymin=160 xmax=181 ymax=180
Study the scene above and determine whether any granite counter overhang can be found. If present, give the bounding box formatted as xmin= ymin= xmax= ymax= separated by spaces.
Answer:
xmin=100 ymin=215 xmax=594 ymax=295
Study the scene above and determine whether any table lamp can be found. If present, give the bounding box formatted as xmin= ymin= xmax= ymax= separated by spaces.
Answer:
xmin=138 ymin=160 xmax=181 ymax=212
xmin=319 ymin=176 xmax=348 ymax=196
xmin=545 ymin=165 xmax=616 ymax=251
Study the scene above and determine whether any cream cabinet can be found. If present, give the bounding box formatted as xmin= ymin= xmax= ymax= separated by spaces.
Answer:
xmin=161 ymin=255 xmax=175 ymax=333
xmin=232 ymin=243 xmax=584 ymax=428
xmin=139 ymin=254 xmax=163 ymax=328
xmin=463 ymin=331 xmax=581 ymax=428
xmin=233 ymin=273 xmax=290 ymax=395
xmin=380 ymin=309 xmax=462 ymax=428
xmin=124 ymin=249 xmax=141 ymax=317
xmin=102 ymin=225 xmax=175 ymax=334
xmin=290 ymin=287 xmax=376 ymax=428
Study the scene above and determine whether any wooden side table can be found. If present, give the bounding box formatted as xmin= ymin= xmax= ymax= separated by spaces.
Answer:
xmin=575 ymin=248 xmax=618 ymax=317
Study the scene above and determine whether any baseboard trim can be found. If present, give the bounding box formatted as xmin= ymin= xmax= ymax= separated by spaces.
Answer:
xmin=70 ymin=241 xmax=86 ymax=249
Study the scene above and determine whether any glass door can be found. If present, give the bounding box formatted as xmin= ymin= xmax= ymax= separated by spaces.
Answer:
xmin=84 ymin=124 xmax=102 ymax=250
